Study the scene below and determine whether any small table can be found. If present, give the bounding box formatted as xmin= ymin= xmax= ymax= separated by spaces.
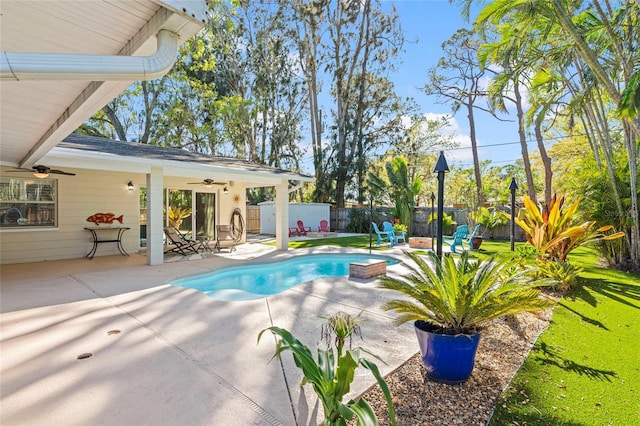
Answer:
xmin=84 ymin=226 xmax=130 ymax=259
xmin=196 ymin=235 xmax=213 ymax=253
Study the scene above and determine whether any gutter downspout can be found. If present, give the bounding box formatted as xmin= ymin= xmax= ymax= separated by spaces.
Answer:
xmin=1 ymin=30 xmax=179 ymax=81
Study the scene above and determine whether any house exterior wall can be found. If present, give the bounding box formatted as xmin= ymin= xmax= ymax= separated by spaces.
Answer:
xmin=218 ymin=184 xmax=247 ymax=243
xmin=0 ymin=167 xmax=280 ymax=264
xmin=0 ymin=168 xmax=141 ymax=264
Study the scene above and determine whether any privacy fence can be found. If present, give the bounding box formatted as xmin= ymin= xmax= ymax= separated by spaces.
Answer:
xmin=330 ymin=206 xmax=526 ymax=240
xmin=247 ymin=204 xmax=525 ymax=241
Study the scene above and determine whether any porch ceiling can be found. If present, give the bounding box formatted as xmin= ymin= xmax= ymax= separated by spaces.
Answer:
xmin=0 ymin=0 xmax=208 ymax=169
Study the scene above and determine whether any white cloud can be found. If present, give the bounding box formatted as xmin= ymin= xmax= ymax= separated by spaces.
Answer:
xmin=420 ymin=112 xmax=492 ymax=166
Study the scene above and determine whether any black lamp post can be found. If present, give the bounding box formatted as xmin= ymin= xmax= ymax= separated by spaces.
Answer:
xmin=369 ymin=194 xmax=374 ymax=254
xmin=430 ymin=191 xmax=436 ymax=247
xmin=509 ymin=178 xmax=518 ymax=251
xmin=434 ymin=151 xmax=450 ymax=259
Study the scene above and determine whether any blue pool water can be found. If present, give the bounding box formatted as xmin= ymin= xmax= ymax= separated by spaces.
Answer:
xmin=171 ymin=253 xmax=399 ymax=301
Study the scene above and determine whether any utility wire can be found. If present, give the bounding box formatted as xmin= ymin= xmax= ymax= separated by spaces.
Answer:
xmin=444 ymin=133 xmax=584 ymax=151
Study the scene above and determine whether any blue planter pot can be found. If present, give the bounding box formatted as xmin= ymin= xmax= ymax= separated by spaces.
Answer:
xmin=414 ymin=320 xmax=481 ymax=384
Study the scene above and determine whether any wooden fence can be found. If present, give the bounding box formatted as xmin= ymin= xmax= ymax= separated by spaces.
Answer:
xmin=246 ymin=204 xmax=525 ymax=241
xmin=245 ymin=205 xmax=260 ymax=233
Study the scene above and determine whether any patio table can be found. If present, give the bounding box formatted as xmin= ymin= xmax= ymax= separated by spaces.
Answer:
xmin=84 ymin=226 xmax=130 ymax=258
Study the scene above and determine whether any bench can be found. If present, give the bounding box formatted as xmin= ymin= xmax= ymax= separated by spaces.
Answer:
xmin=349 ymin=259 xmax=386 ymax=279
xmin=409 ymin=237 xmax=433 ymax=249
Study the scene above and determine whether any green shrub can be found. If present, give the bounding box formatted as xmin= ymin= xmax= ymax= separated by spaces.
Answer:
xmin=346 ymin=208 xmax=369 ymax=233
xmin=513 ymin=245 xmax=540 ymax=265
xmin=533 ymin=260 xmax=582 ymax=291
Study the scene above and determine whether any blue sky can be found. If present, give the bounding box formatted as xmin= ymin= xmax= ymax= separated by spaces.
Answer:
xmin=295 ymin=0 xmax=529 ymax=174
xmin=386 ymin=0 xmax=524 ymax=168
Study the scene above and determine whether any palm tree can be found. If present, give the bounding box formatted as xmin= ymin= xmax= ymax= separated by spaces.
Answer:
xmin=368 ymin=157 xmax=421 ymax=235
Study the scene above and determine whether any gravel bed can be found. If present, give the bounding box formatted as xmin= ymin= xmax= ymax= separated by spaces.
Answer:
xmin=358 ymin=309 xmax=554 ymax=425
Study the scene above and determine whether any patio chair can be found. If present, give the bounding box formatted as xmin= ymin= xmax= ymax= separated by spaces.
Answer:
xmin=443 ymin=225 xmax=469 ymax=253
xmin=383 ymin=221 xmax=405 ymax=245
xmin=465 ymin=224 xmax=481 ymax=250
xmin=164 ymin=226 xmax=200 ymax=256
xmin=297 ymin=220 xmax=312 ymax=236
xmin=289 ymin=227 xmax=300 ymax=237
xmin=215 ymin=225 xmax=237 ymax=252
xmin=372 ymin=222 xmax=394 ymax=246
xmin=318 ymin=219 xmax=330 ymax=232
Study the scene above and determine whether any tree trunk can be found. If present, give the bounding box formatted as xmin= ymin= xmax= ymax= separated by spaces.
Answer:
xmin=102 ymin=104 xmax=127 ymax=141
xmin=514 ymin=83 xmax=536 ymax=202
xmin=534 ymin=119 xmax=552 ymax=205
xmin=466 ymin=101 xmax=484 ymax=206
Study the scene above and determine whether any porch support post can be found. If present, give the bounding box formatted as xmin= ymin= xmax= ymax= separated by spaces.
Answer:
xmin=147 ymin=166 xmax=164 ymax=265
xmin=275 ymin=181 xmax=289 ymax=251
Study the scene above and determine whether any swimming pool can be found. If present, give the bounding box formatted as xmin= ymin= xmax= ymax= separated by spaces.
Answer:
xmin=171 ymin=253 xmax=399 ymax=301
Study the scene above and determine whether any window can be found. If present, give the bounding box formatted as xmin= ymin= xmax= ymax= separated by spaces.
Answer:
xmin=0 ymin=177 xmax=57 ymax=228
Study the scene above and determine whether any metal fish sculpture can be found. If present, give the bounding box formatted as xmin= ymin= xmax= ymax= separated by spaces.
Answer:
xmin=86 ymin=212 xmax=123 ymax=225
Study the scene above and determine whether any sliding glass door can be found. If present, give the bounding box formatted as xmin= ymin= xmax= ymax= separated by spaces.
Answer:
xmin=195 ymin=192 xmax=216 ymax=238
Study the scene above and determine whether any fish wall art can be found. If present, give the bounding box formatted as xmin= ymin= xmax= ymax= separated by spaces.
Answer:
xmin=86 ymin=212 xmax=124 ymax=225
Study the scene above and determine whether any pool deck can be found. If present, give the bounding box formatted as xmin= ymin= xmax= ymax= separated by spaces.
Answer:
xmin=1 ymin=241 xmax=423 ymax=425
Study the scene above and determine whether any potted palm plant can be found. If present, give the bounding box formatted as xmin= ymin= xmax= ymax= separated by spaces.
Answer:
xmin=379 ymin=251 xmax=554 ymax=384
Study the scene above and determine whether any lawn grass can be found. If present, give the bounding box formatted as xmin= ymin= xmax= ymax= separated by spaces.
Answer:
xmin=268 ymin=234 xmax=392 ymax=250
xmin=486 ymin=245 xmax=640 ymax=425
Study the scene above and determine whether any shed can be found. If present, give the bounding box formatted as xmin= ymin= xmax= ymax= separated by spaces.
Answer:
xmin=259 ymin=202 xmax=330 ymax=235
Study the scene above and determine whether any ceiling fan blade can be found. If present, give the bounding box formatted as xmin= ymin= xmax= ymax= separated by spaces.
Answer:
xmin=50 ymin=169 xmax=76 ymax=176
xmin=4 ymin=166 xmax=75 ymax=176
xmin=187 ymin=179 xmax=226 ymax=185
xmin=6 ymin=168 xmax=33 ymax=173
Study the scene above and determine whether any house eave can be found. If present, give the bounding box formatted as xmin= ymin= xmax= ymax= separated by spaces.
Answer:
xmin=42 ymin=147 xmax=315 ymax=186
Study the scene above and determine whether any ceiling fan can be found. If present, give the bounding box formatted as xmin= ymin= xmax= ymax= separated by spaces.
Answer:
xmin=187 ymin=179 xmax=226 ymax=187
xmin=7 ymin=165 xmax=76 ymax=178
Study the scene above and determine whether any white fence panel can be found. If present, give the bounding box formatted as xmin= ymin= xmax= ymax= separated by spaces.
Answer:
xmin=259 ymin=202 xmax=330 ymax=235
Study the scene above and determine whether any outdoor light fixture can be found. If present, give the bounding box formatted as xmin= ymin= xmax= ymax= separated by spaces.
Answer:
xmin=433 ymin=151 xmax=450 ymax=260
xmin=127 ymin=181 xmax=134 ymax=191
xmin=223 ymin=187 xmax=229 ymax=195
xmin=509 ymin=177 xmax=518 ymax=251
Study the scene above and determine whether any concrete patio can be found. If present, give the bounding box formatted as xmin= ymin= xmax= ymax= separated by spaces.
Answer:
xmin=1 ymin=241 xmax=418 ymax=425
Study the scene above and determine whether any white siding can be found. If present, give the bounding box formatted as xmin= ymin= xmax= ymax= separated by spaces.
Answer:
xmin=217 ymin=183 xmax=247 ymax=243
xmin=1 ymin=168 xmax=142 ymax=264
xmin=259 ymin=202 xmax=330 ymax=235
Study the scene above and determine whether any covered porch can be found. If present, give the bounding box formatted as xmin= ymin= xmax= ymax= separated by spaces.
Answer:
xmin=0 ymin=134 xmax=313 ymax=265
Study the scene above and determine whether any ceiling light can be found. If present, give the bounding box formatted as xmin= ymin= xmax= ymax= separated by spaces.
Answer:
xmin=33 ymin=172 xmax=49 ymax=179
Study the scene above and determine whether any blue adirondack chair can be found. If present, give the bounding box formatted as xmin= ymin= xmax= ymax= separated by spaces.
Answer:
xmin=465 ymin=224 xmax=481 ymax=250
xmin=383 ymin=221 xmax=405 ymax=245
xmin=443 ymin=224 xmax=469 ymax=253
xmin=372 ymin=222 xmax=393 ymax=246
